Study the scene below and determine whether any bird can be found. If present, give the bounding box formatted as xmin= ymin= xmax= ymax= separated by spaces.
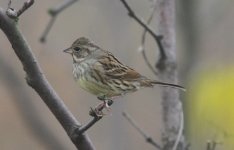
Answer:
xmin=63 ymin=37 xmax=185 ymax=115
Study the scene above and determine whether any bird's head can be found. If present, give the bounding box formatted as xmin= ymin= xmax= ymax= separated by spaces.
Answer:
xmin=63 ymin=37 xmax=99 ymax=63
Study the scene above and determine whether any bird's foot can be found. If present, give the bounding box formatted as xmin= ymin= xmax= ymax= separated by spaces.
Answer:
xmin=103 ymin=100 xmax=112 ymax=114
xmin=89 ymin=100 xmax=113 ymax=117
xmin=89 ymin=107 xmax=104 ymax=118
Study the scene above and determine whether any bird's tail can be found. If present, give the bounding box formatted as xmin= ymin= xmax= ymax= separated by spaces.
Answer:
xmin=151 ymin=81 xmax=186 ymax=91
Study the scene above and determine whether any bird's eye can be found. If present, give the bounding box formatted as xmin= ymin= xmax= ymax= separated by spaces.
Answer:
xmin=74 ymin=47 xmax=80 ymax=52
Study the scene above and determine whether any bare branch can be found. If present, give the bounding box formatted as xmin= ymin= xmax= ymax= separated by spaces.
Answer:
xmin=0 ymin=6 xmax=95 ymax=150
xmin=40 ymin=0 xmax=79 ymax=42
xmin=120 ymin=0 xmax=166 ymax=59
xmin=78 ymin=100 xmax=113 ymax=135
xmin=155 ymin=0 xmax=187 ymax=149
xmin=49 ymin=0 xmax=79 ymax=16
xmin=6 ymin=0 xmax=34 ymax=19
xmin=7 ymin=0 xmax=11 ymax=8
xmin=138 ymin=1 xmax=158 ymax=75
xmin=79 ymin=115 xmax=102 ymax=134
xmin=122 ymin=112 xmax=162 ymax=150
xmin=206 ymin=140 xmax=221 ymax=150
xmin=17 ymin=0 xmax=34 ymax=17
xmin=40 ymin=16 xmax=57 ymax=43
xmin=172 ymin=109 xmax=184 ymax=150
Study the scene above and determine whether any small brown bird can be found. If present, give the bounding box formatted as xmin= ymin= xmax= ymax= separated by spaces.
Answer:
xmin=64 ymin=37 xmax=184 ymax=113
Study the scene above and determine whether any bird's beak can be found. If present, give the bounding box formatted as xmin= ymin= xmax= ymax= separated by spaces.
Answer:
xmin=63 ymin=48 xmax=72 ymax=54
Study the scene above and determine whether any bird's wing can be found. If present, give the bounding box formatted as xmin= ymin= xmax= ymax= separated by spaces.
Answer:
xmin=93 ymin=52 xmax=143 ymax=81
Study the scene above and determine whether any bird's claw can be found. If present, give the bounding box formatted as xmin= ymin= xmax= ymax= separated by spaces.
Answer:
xmin=89 ymin=100 xmax=114 ymax=117
xmin=89 ymin=107 xmax=104 ymax=118
xmin=104 ymin=100 xmax=112 ymax=112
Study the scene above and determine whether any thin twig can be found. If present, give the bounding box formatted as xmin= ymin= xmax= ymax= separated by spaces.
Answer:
xmin=206 ymin=139 xmax=223 ymax=150
xmin=6 ymin=0 xmax=34 ymax=19
xmin=78 ymin=100 xmax=114 ymax=135
xmin=138 ymin=0 xmax=158 ymax=75
xmin=79 ymin=117 xmax=102 ymax=134
xmin=40 ymin=0 xmax=79 ymax=43
xmin=40 ymin=16 xmax=57 ymax=42
xmin=207 ymin=141 xmax=216 ymax=150
xmin=17 ymin=0 xmax=34 ymax=17
xmin=7 ymin=0 xmax=12 ymax=9
xmin=122 ymin=112 xmax=162 ymax=150
xmin=172 ymin=108 xmax=184 ymax=150
xmin=49 ymin=0 xmax=79 ymax=16
xmin=120 ymin=0 xmax=166 ymax=59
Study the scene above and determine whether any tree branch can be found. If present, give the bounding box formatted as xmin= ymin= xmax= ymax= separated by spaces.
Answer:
xmin=0 ymin=4 xmax=95 ymax=150
xmin=40 ymin=0 xmax=79 ymax=42
xmin=138 ymin=0 xmax=158 ymax=76
xmin=206 ymin=140 xmax=221 ymax=150
xmin=120 ymin=0 xmax=186 ymax=149
xmin=120 ymin=0 xmax=166 ymax=60
xmin=172 ymin=109 xmax=184 ymax=150
xmin=40 ymin=16 xmax=57 ymax=43
xmin=155 ymin=0 xmax=187 ymax=149
xmin=6 ymin=0 xmax=34 ymax=19
xmin=122 ymin=112 xmax=162 ymax=150
xmin=78 ymin=100 xmax=113 ymax=135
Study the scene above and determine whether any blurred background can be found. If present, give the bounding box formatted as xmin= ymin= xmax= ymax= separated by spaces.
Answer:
xmin=0 ymin=0 xmax=234 ymax=150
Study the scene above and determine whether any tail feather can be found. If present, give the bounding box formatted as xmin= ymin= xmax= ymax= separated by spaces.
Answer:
xmin=151 ymin=81 xmax=186 ymax=91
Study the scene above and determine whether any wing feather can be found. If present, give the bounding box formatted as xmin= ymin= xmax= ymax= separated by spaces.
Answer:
xmin=93 ymin=52 xmax=143 ymax=81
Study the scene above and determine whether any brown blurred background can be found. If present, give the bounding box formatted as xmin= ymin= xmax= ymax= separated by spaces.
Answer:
xmin=0 ymin=0 xmax=234 ymax=150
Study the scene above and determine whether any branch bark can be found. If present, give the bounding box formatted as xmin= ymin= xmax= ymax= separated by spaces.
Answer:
xmin=78 ymin=100 xmax=113 ymax=135
xmin=40 ymin=0 xmax=79 ymax=42
xmin=7 ymin=0 xmax=34 ymax=19
xmin=120 ymin=0 xmax=186 ymax=149
xmin=122 ymin=112 xmax=162 ymax=150
xmin=0 ymin=7 xmax=95 ymax=150
xmin=155 ymin=0 xmax=186 ymax=149
xmin=138 ymin=0 xmax=158 ymax=76
xmin=120 ymin=0 xmax=166 ymax=59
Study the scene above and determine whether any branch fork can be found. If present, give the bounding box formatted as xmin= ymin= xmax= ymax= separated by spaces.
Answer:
xmin=120 ymin=0 xmax=166 ymax=60
xmin=122 ymin=112 xmax=162 ymax=150
xmin=40 ymin=0 xmax=79 ymax=42
xmin=6 ymin=0 xmax=34 ymax=20
xmin=77 ymin=100 xmax=114 ymax=135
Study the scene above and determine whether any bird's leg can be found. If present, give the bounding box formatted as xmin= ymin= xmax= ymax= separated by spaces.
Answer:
xmin=89 ymin=107 xmax=104 ymax=117
xmin=98 ymin=95 xmax=113 ymax=109
xmin=90 ymin=96 xmax=114 ymax=116
xmin=103 ymin=99 xmax=112 ymax=112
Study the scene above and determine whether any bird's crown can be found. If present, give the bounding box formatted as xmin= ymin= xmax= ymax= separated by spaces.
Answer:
xmin=72 ymin=37 xmax=91 ymax=47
